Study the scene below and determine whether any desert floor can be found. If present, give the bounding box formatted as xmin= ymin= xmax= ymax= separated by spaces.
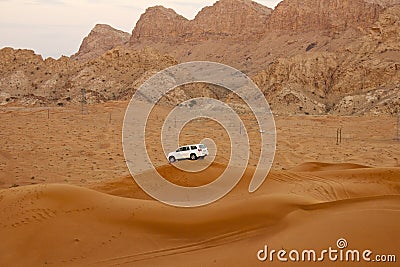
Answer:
xmin=0 ymin=102 xmax=399 ymax=266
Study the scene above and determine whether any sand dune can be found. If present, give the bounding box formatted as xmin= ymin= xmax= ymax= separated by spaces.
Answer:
xmin=1 ymin=163 xmax=399 ymax=266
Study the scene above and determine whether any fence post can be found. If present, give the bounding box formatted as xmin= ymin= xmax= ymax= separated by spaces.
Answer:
xmin=336 ymin=127 xmax=342 ymax=145
xmin=336 ymin=128 xmax=339 ymax=145
xmin=397 ymin=113 xmax=400 ymax=141
xmin=81 ymin=89 xmax=87 ymax=115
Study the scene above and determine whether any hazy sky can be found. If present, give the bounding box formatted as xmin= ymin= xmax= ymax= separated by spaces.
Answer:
xmin=0 ymin=0 xmax=282 ymax=59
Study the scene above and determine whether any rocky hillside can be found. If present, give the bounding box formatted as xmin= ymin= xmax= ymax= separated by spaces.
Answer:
xmin=72 ymin=24 xmax=131 ymax=61
xmin=0 ymin=0 xmax=399 ymax=115
xmin=252 ymin=4 xmax=400 ymax=115
xmin=0 ymin=47 xmax=176 ymax=106
xmin=130 ymin=0 xmax=400 ymax=115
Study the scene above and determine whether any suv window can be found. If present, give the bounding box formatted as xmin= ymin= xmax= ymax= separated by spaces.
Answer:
xmin=191 ymin=146 xmax=197 ymax=150
xmin=199 ymin=144 xmax=205 ymax=149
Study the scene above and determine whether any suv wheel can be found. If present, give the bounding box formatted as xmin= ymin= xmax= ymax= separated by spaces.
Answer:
xmin=190 ymin=153 xmax=197 ymax=160
xmin=169 ymin=156 xmax=176 ymax=163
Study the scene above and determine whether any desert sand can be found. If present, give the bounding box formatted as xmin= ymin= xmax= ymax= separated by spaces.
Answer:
xmin=0 ymin=102 xmax=399 ymax=266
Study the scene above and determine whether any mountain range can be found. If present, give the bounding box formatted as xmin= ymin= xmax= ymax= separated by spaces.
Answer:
xmin=0 ymin=0 xmax=399 ymax=115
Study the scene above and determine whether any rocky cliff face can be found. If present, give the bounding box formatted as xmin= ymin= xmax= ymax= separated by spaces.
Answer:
xmin=131 ymin=0 xmax=272 ymax=44
xmin=365 ymin=0 xmax=400 ymax=7
xmin=370 ymin=3 xmax=400 ymax=50
xmin=72 ymin=24 xmax=131 ymax=61
xmin=267 ymin=0 xmax=383 ymax=33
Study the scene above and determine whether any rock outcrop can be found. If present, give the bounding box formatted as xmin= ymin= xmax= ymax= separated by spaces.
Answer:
xmin=191 ymin=0 xmax=272 ymax=39
xmin=131 ymin=6 xmax=188 ymax=43
xmin=267 ymin=0 xmax=384 ymax=33
xmin=130 ymin=0 xmax=272 ymax=44
xmin=72 ymin=24 xmax=131 ymax=61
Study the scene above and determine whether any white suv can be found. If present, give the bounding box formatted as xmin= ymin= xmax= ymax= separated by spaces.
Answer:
xmin=168 ymin=144 xmax=209 ymax=163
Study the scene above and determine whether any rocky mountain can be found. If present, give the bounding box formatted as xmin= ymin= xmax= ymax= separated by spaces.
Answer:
xmin=72 ymin=24 xmax=131 ymax=61
xmin=131 ymin=0 xmax=400 ymax=115
xmin=0 ymin=0 xmax=399 ymax=115
xmin=192 ymin=0 xmax=272 ymax=38
xmin=127 ymin=0 xmax=398 ymax=75
xmin=131 ymin=0 xmax=272 ymax=44
xmin=131 ymin=6 xmax=189 ymax=43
